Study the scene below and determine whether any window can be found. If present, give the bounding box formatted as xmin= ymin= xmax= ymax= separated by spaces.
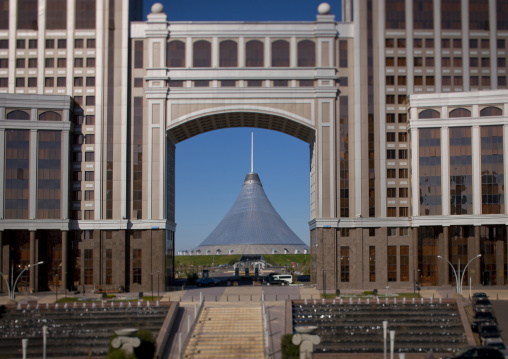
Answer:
xmin=385 ymin=0 xmax=405 ymax=29
xmin=414 ymin=38 xmax=423 ymax=48
xmin=481 ymin=58 xmax=490 ymax=67
xmin=247 ymin=80 xmax=262 ymax=87
xmin=449 ymin=108 xmax=471 ymax=118
xmin=387 ymin=132 xmax=396 ymax=142
xmin=369 ymin=247 xmax=376 ymax=282
xmin=386 ymin=113 xmax=395 ymax=123
xmin=386 ymin=38 xmax=394 ymax=48
xmin=72 ymin=171 xmax=82 ymax=181
xmin=414 ymin=76 xmax=423 ymax=85
xmin=74 ymin=77 xmax=83 ymax=87
xmin=397 ymin=38 xmax=406 ymax=48
xmin=453 ymin=57 xmax=462 ymax=67
xmin=442 ymin=39 xmax=450 ymax=48
xmin=297 ymin=40 xmax=315 ymax=67
xmin=271 ymin=40 xmax=289 ymax=67
xmin=85 ymin=134 xmax=94 ymax=144
xmin=72 ymin=190 xmax=81 ymax=201
xmin=85 ymin=171 xmax=94 ymax=181
xmin=86 ymin=96 xmax=95 ymax=106
xmin=56 ymin=77 xmax=65 ymax=87
xmin=73 ymin=152 xmax=82 ymax=163
xmin=193 ymin=40 xmax=211 ymax=67
xmin=388 ymin=246 xmax=397 ymax=282
xmin=470 ymin=57 xmax=478 ymax=67
xmin=56 ymin=58 xmax=66 ymax=68
xmin=480 ymin=107 xmax=502 ymax=117
xmin=387 ymin=188 xmax=397 ymax=198
xmin=398 ymin=95 xmax=407 ymax=104
xmin=84 ymin=210 xmax=93 ymax=220
xmin=399 ymin=149 xmax=408 ymax=159
xmin=442 ymin=76 xmax=451 ymax=86
xmin=397 ymin=57 xmax=406 ymax=66
xmin=481 ymin=39 xmax=489 ymax=49
xmin=340 ymin=247 xmax=349 ymax=282
xmin=57 ymin=39 xmax=66 ymax=49
xmin=453 ymin=38 xmax=462 ymax=48
xmin=194 ymin=80 xmax=209 ymax=87
xmin=75 ymin=39 xmax=83 ymax=48
xmin=85 ymin=115 xmax=95 ymax=125
xmin=0 ymin=40 xmax=7 ymax=49
xmin=388 ymin=228 xmax=397 ymax=236
xmin=454 ymin=76 xmax=463 ymax=86
xmin=425 ymin=57 xmax=434 ymax=67
xmin=15 ymin=77 xmax=25 ymax=87
xmin=85 ymin=152 xmax=94 ymax=162
xmin=387 ymin=169 xmax=396 ymax=178
xmin=299 ymin=80 xmax=314 ymax=87
xmin=0 ymin=77 xmax=7 ymax=87
xmin=0 ymin=59 xmax=6 ymax=68
xmin=426 ymin=76 xmax=435 ymax=86
xmin=398 ymin=76 xmax=406 ymax=85
xmin=166 ymin=40 xmax=185 ymax=67
xmin=273 ymin=80 xmax=288 ymax=87
xmin=498 ymin=58 xmax=506 ymax=68
xmin=414 ymin=57 xmax=423 ymax=67
xmin=399 ymin=188 xmax=408 ymax=198
xmin=386 ymin=57 xmax=395 ymax=66
xmin=398 ymin=114 xmax=407 ymax=123
xmin=398 ymin=132 xmax=407 ymax=142
xmin=28 ymin=39 xmax=37 ymax=48
xmin=87 ymin=39 xmax=95 ymax=48
xmin=442 ymin=57 xmax=451 ymax=67
xmin=84 ymin=249 xmax=93 ymax=284
xmin=470 ymin=76 xmax=479 ymax=86
xmin=74 ymin=58 xmax=83 ymax=67
xmin=46 ymin=39 xmax=55 ymax=48
xmin=339 ymin=40 xmax=348 ymax=67
xmin=340 ymin=228 xmax=350 ymax=237
xmin=74 ymin=96 xmax=83 ymax=106
xmin=387 ymin=207 xmax=397 ymax=217
xmin=86 ymin=58 xmax=95 ymax=68
xmin=386 ymin=95 xmax=395 ymax=104
xmin=16 ymin=39 xmax=26 ymax=49
xmin=500 ymin=77 xmax=507 ymax=87
xmin=425 ymin=38 xmax=434 ymax=48
xmin=470 ymin=39 xmax=478 ymax=49
xmin=219 ymin=40 xmax=238 ymax=67
xmin=28 ymin=58 xmax=37 ymax=68
xmin=400 ymin=246 xmax=409 ymax=281
xmin=27 ymin=77 xmax=37 ymax=87
xmin=16 ymin=58 xmax=25 ymax=68
xmin=133 ymin=249 xmax=142 ymax=284
xmin=246 ymin=40 xmax=264 ymax=67
xmin=134 ymin=40 xmax=143 ymax=69
xmin=134 ymin=78 xmax=143 ymax=87
xmin=498 ymin=39 xmax=506 ymax=49
xmin=221 ymin=80 xmax=235 ymax=87
xmin=86 ymin=77 xmax=95 ymax=87
xmin=168 ymin=80 xmax=183 ymax=87
xmin=85 ymin=191 xmax=94 ymax=201
xmin=387 ymin=149 xmax=396 ymax=159
xmin=45 ymin=58 xmax=55 ymax=68
xmin=399 ymin=207 xmax=408 ymax=216
xmin=105 ymin=249 xmax=112 ymax=285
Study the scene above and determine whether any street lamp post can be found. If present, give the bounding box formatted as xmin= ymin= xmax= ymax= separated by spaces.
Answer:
xmin=437 ymin=254 xmax=481 ymax=294
xmin=437 ymin=255 xmax=459 ymax=293
xmin=0 ymin=261 xmax=44 ymax=301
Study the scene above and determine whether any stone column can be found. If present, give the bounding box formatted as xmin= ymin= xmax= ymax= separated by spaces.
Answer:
xmin=62 ymin=231 xmax=68 ymax=291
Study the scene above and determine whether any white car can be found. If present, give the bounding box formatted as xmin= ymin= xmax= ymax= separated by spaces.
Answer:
xmin=273 ymin=274 xmax=293 ymax=284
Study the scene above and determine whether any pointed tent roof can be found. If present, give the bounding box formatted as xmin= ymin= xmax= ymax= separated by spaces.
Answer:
xmin=193 ymin=172 xmax=308 ymax=254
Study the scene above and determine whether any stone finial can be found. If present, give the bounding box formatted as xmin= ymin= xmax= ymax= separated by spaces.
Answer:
xmin=151 ymin=2 xmax=164 ymax=13
xmin=318 ymin=3 xmax=331 ymax=15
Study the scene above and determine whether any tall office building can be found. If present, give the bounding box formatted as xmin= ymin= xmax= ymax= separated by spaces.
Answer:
xmin=0 ymin=0 xmax=507 ymax=294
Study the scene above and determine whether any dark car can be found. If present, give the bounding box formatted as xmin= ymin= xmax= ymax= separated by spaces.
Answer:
xmin=472 ymin=292 xmax=488 ymax=302
xmin=196 ymin=277 xmax=215 ymax=286
xmin=473 ymin=298 xmax=492 ymax=311
xmin=471 ymin=310 xmax=497 ymax=332
xmin=262 ymin=276 xmax=287 ymax=286
xmin=441 ymin=346 xmax=504 ymax=359
xmin=478 ymin=322 xmax=502 ymax=342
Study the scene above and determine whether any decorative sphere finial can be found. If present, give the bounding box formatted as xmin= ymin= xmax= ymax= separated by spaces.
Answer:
xmin=318 ymin=2 xmax=331 ymax=15
xmin=151 ymin=2 xmax=164 ymax=14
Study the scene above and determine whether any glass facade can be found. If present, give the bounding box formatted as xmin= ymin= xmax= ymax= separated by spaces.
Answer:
xmin=369 ymin=246 xmax=375 ymax=282
xmin=449 ymin=226 xmax=472 ymax=285
xmin=387 ymin=246 xmax=397 ymax=282
xmin=46 ymin=0 xmax=66 ymax=30
xmin=167 ymin=41 xmax=185 ymax=67
xmin=449 ymin=127 xmax=472 ymax=215
xmin=84 ymin=249 xmax=93 ymax=285
xmin=133 ymin=248 xmax=142 ymax=284
xmin=340 ymin=246 xmax=350 ymax=282
xmin=400 ymin=246 xmax=409 ymax=282
xmin=37 ymin=131 xmax=61 ymax=219
xmin=385 ymin=0 xmax=405 ymax=29
xmin=441 ymin=0 xmax=461 ymax=29
xmin=419 ymin=128 xmax=442 ymax=216
xmin=5 ymin=130 xmax=30 ymax=219
xmin=133 ymin=97 xmax=143 ymax=219
xmin=339 ymin=96 xmax=349 ymax=217
xmin=481 ymin=126 xmax=504 ymax=214
xmin=418 ymin=227 xmax=440 ymax=286
xmin=413 ymin=0 xmax=434 ymax=29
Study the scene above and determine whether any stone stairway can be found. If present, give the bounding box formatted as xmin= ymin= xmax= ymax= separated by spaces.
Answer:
xmin=183 ymin=305 xmax=267 ymax=359
xmin=293 ymin=299 xmax=468 ymax=354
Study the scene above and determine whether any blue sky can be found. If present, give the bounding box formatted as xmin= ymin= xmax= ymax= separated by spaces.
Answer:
xmin=142 ymin=1 xmax=342 ymax=252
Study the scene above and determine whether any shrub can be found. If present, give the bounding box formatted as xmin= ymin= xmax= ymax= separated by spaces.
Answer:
xmin=281 ymin=334 xmax=299 ymax=359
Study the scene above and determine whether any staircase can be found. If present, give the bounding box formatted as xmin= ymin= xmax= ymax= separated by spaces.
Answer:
xmin=183 ymin=305 xmax=267 ymax=359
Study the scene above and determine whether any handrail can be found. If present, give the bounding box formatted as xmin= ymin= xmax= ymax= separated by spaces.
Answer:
xmin=180 ymin=300 xmax=205 ymax=358
xmin=261 ymin=292 xmax=270 ymax=358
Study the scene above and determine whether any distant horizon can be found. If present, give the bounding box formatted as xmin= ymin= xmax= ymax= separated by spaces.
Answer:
xmin=142 ymin=0 xmax=343 ymax=252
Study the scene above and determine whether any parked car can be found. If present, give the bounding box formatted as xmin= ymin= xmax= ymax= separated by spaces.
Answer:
xmin=196 ymin=277 xmax=216 ymax=286
xmin=262 ymin=276 xmax=288 ymax=286
xmin=440 ymin=347 xmax=504 ymax=359
xmin=473 ymin=298 xmax=492 ymax=311
xmin=471 ymin=310 xmax=497 ymax=332
xmin=478 ymin=322 xmax=502 ymax=342
xmin=273 ymin=274 xmax=293 ymax=284
xmin=472 ymin=292 xmax=488 ymax=302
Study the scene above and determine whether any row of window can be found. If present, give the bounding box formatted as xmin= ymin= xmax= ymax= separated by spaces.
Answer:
xmin=386 ymin=37 xmax=506 ymax=50
xmin=141 ymin=79 xmax=319 ymax=89
xmin=136 ymin=39 xmax=321 ymax=69
xmin=3 ymin=110 xmax=61 ymax=121
xmin=418 ymin=106 xmax=502 ymax=119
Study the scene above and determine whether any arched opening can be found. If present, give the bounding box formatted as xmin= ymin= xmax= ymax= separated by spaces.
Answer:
xmin=480 ymin=106 xmax=502 ymax=117
xmin=418 ymin=109 xmax=440 ymax=119
xmin=167 ymin=112 xmax=315 ymax=254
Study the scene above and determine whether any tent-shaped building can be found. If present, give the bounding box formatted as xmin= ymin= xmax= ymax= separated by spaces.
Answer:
xmin=192 ymin=172 xmax=309 ymax=255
